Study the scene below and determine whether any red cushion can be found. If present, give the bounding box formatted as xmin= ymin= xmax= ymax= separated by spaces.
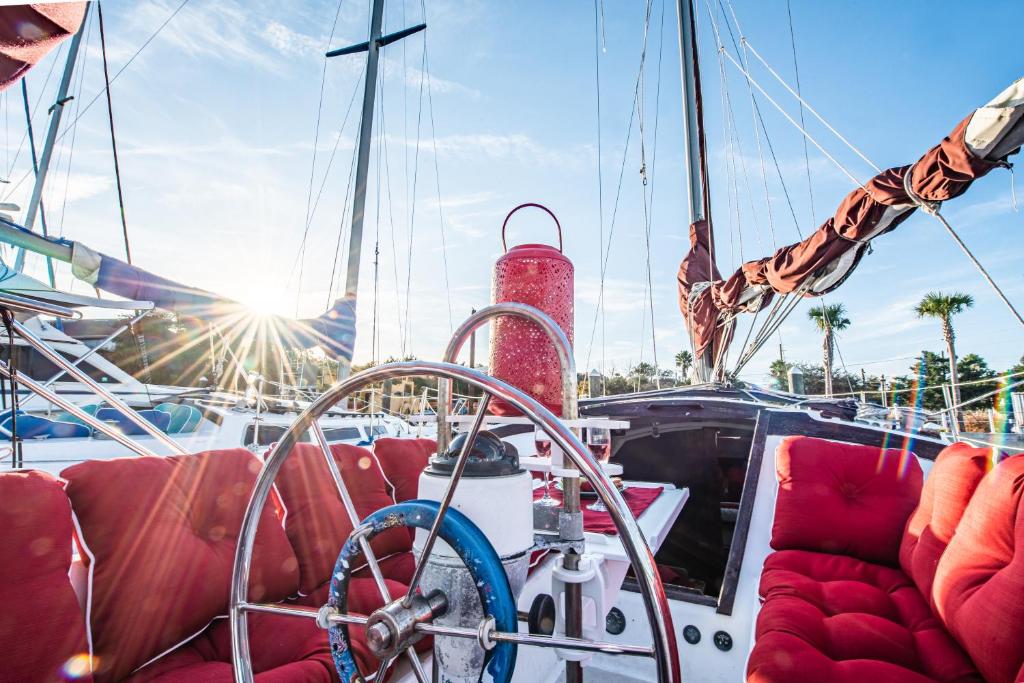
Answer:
xmin=749 ymin=549 xmax=979 ymax=683
xmin=124 ymin=612 xmax=352 ymax=682
xmin=932 ymin=455 xmax=1024 ymax=683
xmin=771 ymin=436 xmax=923 ymax=565
xmin=62 ymin=450 xmax=299 ymax=683
xmin=372 ymin=437 xmax=436 ymax=503
xmin=899 ymin=443 xmax=991 ymax=605
xmin=275 ymin=443 xmax=411 ymax=597
xmin=0 ymin=470 xmax=91 ymax=683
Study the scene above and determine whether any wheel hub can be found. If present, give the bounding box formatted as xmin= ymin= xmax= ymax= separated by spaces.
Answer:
xmin=365 ymin=589 xmax=449 ymax=659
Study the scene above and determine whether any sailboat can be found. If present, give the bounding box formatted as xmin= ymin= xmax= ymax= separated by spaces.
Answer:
xmin=1 ymin=2 xmax=1023 ymax=683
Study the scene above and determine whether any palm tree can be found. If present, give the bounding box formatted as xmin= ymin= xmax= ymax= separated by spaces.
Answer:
xmin=915 ymin=291 xmax=974 ymax=425
xmin=807 ymin=303 xmax=851 ymax=397
xmin=675 ymin=350 xmax=693 ymax=382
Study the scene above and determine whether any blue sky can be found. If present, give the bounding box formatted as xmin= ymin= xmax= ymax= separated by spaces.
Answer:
xmin=3 ymin=0 xmax=1023 ymax=388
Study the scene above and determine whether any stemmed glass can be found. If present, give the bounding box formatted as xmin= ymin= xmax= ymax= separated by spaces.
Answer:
xmin=535 ymin=427 xmax=558 ymax=507
xmin=586 ymin=426 xmax=612 ymax=512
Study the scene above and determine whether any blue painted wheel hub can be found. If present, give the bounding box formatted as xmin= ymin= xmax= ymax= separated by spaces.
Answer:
xmin=327 ymin=500 xmax=517 ymax=683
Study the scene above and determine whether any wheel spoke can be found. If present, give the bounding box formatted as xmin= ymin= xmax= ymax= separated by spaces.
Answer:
xmin=373 ymin=654 xmax=395 ymax=682
xmin=238 ymin=602 xmax=321 ymax=620
xmin=403 ymin=393 xmax=492 ymax=604
xmin=311 ymin=421 xmax=395 ymax=604
xmin=405 ymin=647 xmax=429 ymax=682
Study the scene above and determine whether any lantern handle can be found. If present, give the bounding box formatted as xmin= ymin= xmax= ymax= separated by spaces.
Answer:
xmin=501 ymin=203 xmax=563 ymax=253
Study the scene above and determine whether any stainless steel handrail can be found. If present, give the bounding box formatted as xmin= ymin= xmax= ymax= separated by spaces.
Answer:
xmin=230 ymin=360 xmax=678 ymax=683
xmin=0 ymin=361 xmax=159 ymax=457
xmin=0 ymin=291 xmax=80 ymax=319
xmin=10 ymin=318 xmax=188 ymax=455
xmin=436 ymin=302 xmax=577 ymax=452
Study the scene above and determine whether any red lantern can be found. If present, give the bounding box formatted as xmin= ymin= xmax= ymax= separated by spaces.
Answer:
xmin=489 ymin=204 xmax=574 ymax=417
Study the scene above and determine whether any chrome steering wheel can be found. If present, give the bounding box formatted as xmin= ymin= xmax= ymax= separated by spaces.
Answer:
xmin=229 ymin=360 xmax=680 ymax=682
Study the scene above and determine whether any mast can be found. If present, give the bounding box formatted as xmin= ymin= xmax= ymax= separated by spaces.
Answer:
xmin=326 ymin=0 xmax=425 ymax=377
xmin=14 ymin=3 xmax=90 ymax=275
xmin=675 ymin=0 xmax=715 ymax=382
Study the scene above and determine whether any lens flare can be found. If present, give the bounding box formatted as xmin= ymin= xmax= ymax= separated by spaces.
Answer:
xmin=61 ymin=653 xmax=96 ymax=679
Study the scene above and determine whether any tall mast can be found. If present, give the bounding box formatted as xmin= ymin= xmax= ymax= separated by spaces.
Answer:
xmin=326 ymin=0 xmax=425 ymax=376
xmin=15 ymin=3 xmax=91 ymax=276
xmin=675 ymin=0 xmax=711 ymax=229
xmin=675 ymin=0 xmax=715 ymax=382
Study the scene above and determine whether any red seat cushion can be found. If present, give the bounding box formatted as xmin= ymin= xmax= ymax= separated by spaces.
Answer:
xmin=932 ymin=455 xmax=1024 ymax=683
xmin=62 ymin=450 xmax=299 ymax=683
xmin=749 ymin=549 xmax=979 ymax=683
xmin=371 ymin=437 xmax=436 ymax=503
xmin=771 ymin=436 xmax=923 ymax=565
xmin=123 ymin=612 xmax=353 ymax=682
xmin=899 ymin=443 xmax=991 ymax=606
xmin=0 ymin=470 xmax=91 ymax=683
xmin=275 ymin=443 xmax=411 ymax=598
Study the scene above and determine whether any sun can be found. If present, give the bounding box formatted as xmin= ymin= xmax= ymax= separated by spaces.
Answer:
xmin=239 ymin=286 xmax=291 ymax=318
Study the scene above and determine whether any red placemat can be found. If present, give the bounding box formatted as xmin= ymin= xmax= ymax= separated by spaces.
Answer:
xmin=532 ymin=483 xmax=664 ymax=535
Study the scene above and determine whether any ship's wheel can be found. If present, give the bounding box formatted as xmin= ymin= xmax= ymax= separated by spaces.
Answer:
xmin=229 ymin=360 xmax=680 ymax=682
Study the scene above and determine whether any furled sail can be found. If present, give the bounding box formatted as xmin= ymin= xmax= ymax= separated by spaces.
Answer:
xmin=678 ymin=78 xmax=1024 ymax=365
xmin=0 ymin=3 xmax=87 ymax=93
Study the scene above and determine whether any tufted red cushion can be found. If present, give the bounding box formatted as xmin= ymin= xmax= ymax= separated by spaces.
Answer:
xmin=372 ymin=437 xmax=436 ymax=503
xmin=771 ymin=436 xmax=923 ymax=565
xmin=0 ymin=470 xmax=91 ymax=683
xmin=932 ymin=455 xmax=1024 ymax=683
xmin=899 ymin=443 xmax=991 ymax=606
xmin=62 ymin=450 xmax=299 ymax=683
xmin=124 ymin=612 xmax=351 ymax=682
xmin=749 ymin=549 xmax=979 ymax=683
xmin=275 ymin=443 xmax=411 ymax=598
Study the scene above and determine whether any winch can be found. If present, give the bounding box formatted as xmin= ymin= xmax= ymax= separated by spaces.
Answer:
xmin=415 ymin=430 xmax=534 ymax=682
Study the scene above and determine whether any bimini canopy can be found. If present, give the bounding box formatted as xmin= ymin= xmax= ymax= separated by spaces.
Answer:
xmin=0 ymin=3 xmax=87 ymax=93
xmin=678 ymin=77 xmax=1024 ymax=362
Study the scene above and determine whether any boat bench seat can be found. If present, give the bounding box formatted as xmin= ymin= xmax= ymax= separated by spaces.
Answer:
xmin=747 ymin=437 xmax=1024 ymax=683
xmin=0 ymin=470 xmax=91 ymax=683
xmin=0 ymin=438 xmax=438 ymax=682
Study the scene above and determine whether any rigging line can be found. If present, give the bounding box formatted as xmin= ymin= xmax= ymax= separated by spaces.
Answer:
xmin=642 ymin=0 xmax=667 ymax=384
xmin=288 ymin=65 xmax=365 ymax=291
xmin=297 ymin=0 xmax=346 ymax=296
xmin=373 ymin=91 xmax=384 ymax=365
xmin=377 ymin=88 xmax=409 ymax=357
xmin=583 ymin=0 xmax=652 ymax=378
xmin=3 ymin=40 xmax=64 ymax=186
xmin=56 ymin=7 xmax=93 ymax=244
xmin=785 ymin=0 xmax=817 ymax=224
xmin=97 ymin=2 xmax=132 ymax=263
xmin=713 ymin=0 xmax=802 ymax=240
xmin=722 ymin=0 xmax=776 ymax=250
xmin=704 ymin=0 xmax=764 ymax=261
xmin=402 ymin=45 xmax=427 ymax=357
xmin=743 ymin=40 xmax=881 ymax=175
xmin=593 ymin=0 xmax=606 ymax=377
xmin=325 ymin=118 xmax=361 ymax=309
xmin=19 ymin=79 xmax=54 ymax=286
xmin=719 ymin=48 xmax=868 ymax=193
xmin=422 ymin=33 xmax=454 ymax=334
xmin=50 ymin=0 xmax=194 ymax=151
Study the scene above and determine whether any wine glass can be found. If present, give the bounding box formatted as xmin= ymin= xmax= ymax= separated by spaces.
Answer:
xmin=586 ymin=426 xmax=612 ymax=511
xmin=535 ymin=427 xmax=558 ymax=507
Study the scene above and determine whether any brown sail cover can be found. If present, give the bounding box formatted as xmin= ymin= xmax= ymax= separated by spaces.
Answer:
xmin=678 ymin=112 xmax=1012 ymax=361
xmin=0 ymin=3 xmax=87 ymax=93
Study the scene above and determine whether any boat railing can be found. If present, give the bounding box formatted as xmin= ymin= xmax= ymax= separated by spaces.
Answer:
xmin=0 ymin=295 xmax=187 ymax=461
